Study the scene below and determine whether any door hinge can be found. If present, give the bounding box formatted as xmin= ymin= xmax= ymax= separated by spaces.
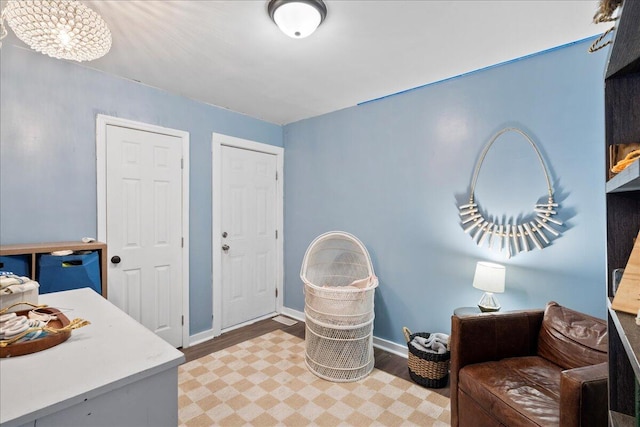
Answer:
xmin=275 ymin=171 xmax=278 ymax=181
xmin=275 ymin=230 xmax=278 ymax=239
xmin=181 ymin=158 xmax=184 ymax=169
xmin=181 ymin=237 xmax=184 ymax=248
xmin=275 ymin=288 xmax=278 ymax=298
xmin=181 ymin=315 xmax=184 ymax=326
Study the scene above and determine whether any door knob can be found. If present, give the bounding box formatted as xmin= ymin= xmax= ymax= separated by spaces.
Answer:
xmin=222 ymin=244 xmax=230 ymax=251
xmin=111 ymin=255 xmax=121 ymax=264
xmin=222 ymin=231 xmax=228 ymax=238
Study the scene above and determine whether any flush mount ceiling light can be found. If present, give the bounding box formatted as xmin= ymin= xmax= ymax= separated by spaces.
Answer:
xmin=0 ymin=0 xmax=111 ymax=62
xmin=268 ymin=0 xmax=327 ymax=39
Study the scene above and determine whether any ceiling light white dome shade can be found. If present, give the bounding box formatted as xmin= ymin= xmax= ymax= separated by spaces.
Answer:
xmin=273 ymin=2 xmax=323 ymax=38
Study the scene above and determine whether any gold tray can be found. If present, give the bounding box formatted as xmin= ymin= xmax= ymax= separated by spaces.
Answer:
xmin=0 ymin=308 xmax=71 ymax=358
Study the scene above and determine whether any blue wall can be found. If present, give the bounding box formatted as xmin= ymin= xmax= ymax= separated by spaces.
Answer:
xmin=0 ymin=44 xmax=282 ymax=335
xmin=283 ymin=38 xmax=608 ymax=345
xmin=1 ymin=36 xmax=609 ymax=347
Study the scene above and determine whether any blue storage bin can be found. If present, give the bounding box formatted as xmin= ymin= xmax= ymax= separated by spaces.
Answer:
xmin=0 ymin=255 xmax=30 ymax=277
xmin=38 ymin=251 xmax=101 ymax=294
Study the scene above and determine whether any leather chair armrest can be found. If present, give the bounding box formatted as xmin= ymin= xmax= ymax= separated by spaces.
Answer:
xmin=560 ymin=362 xmax=608 ymax=427
xmin=450 ymin=309 xmax=544 ymax=372
xmin=450 ymin=309 xmax=544 ymax=427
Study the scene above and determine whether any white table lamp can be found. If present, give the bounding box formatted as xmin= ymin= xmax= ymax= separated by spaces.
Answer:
xmin=473 ymin=261 xmax=506 ymax=312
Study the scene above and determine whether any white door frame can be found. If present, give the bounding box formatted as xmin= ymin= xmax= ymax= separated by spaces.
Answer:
xmin=96 ymin=114 xmax=190 ymax=348
xmin=212 ymin=133 xmax=284 ymax=337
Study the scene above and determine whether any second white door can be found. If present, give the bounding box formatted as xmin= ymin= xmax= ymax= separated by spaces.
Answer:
xmin=105 ymin=124 xmax=184 ymax=347
xmin=221 ymin=146 xmax=277 ymax=329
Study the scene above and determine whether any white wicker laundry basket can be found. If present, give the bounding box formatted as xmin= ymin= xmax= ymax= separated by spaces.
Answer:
xmin=300 ymin=231 xmax=378 ymax=382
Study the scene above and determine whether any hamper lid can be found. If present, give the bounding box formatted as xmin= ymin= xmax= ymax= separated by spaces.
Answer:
xmin=300 ymin=231 xmax=376 ymax=288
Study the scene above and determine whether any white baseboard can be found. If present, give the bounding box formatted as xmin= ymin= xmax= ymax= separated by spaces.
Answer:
xmin=280 ymin=307 xmax=408 ymax=359
xmin=222 ymin=312 xmax=277 ymax=334
xmin=189 ymin=328 xmax=215 ymax=347
xmin=190 ymin=308 xmax=408 ymax=359
xmin=190 ymin=312 xmax=279 ymax=346
xmin=280 ymin=306 xmax=305 ymax=322
xmin=373 ymin=335 xmax=408 ymax=358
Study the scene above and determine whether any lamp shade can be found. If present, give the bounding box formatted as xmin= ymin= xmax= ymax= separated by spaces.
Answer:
xmin=472 ymin=262 xmax=505 ymax=293
xmin=268 ymin=0 xmax=327 ymax=39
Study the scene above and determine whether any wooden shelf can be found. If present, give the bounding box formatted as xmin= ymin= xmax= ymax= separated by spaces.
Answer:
xmin=607 ymin=160 xmax=640 ymax=193
xmin=605 ymin=0 xmax=640 ymax=79
xmin=611 ymin=410 xmax=637 ymax=427
xmin=605 ymin=0 xmax=640 ymax=423
xmin=0 ymin=241 xmax=106 ymax=256
xmin=0 ymin=241 xmax=108 ymax=298
xmin=609 ymin=303 xmax=640 ymax=379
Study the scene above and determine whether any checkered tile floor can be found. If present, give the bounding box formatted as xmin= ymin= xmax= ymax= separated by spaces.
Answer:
xmin=179 ymin=330 xmax=450 ymax=426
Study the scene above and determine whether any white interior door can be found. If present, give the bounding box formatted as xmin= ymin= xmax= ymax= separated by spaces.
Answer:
xmin=106 ymin=124 xmax=183 ymax=347
xmin=221 ymin=146 xmax=277 ymax=329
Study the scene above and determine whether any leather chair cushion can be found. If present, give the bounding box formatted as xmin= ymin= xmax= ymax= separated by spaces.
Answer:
xmin=537 ymin=301 xmax=607 ymax=370
xmin=459 ymin=356 xmax=562 ymax=426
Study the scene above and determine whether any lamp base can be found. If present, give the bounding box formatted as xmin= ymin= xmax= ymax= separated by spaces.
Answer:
xmin=477 ymin=292 xmax=501 ymax=312
xmin=478 ymin=304 xmax=501 ymax=312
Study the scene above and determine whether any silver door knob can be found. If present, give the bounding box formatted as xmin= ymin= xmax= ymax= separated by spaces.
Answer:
xmin=222 ymin=244 xmax=230 ymax=251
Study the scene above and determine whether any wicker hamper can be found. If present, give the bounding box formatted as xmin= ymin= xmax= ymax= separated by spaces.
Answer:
xmin=403 ymin=327 xmax=450 ymax=388
xmin=304 ymin=316 xmax=375 ymax=382
xmin=301 ymin=231 xmax=378 ymax=382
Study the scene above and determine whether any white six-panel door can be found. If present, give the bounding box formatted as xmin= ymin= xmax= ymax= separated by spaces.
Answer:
xmin=221 ymin=146 xmax=277 ymax=329
xmin=105 ymin=125 xmax=183 ymax=347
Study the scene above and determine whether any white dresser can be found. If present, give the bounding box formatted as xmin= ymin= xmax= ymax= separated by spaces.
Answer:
xmin=0 ymin=288 xmax=185 ymax=427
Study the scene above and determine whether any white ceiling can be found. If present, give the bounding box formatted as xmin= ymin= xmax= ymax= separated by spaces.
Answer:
xmin=4 ymin=1 xmax=610 ymax=125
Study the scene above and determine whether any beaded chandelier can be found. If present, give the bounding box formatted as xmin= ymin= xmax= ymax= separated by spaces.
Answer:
xmin=1 ymin=0 xmax=111 ymax=62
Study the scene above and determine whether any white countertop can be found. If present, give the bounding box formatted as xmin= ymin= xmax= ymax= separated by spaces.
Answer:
xmin=0 ymin=288 xmax=185 ymax=427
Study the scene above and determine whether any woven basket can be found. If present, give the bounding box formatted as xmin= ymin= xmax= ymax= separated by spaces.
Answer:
xmin=304 ymin=316 xmax=375 ymax=382
xmin=300 ymin=232 xmax=378 ymax=382
xmin=403 ymin=327 xmax=450 ymax=388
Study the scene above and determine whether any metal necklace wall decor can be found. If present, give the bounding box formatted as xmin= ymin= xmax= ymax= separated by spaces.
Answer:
xmin=459 ymin=127 xmax=562 ymax=258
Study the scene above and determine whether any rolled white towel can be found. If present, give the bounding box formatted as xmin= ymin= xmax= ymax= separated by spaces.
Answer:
xmin=412 ymin=336 xmax=431 ymax=347
xmin=0 ymin=281 xmax=39 ymax=295
xmin=410 ymin=333 xmax=449 ymax=353
xmin=412 ymin=341 xmax=448 ymax=354
xmin=411 ymin=337 xmax=430 ymax=352
xmin=0 ymin=275 xmax=30 ymax=290
xmin=430 ymin=337 xmax=449 ymax=346
xmin=428 ymin=333 xmax=449 ymax=343
xmin=430 ymin=341 xmax=448 ymax=354
xmin=418 ymin=333 xmax=449 ymax=346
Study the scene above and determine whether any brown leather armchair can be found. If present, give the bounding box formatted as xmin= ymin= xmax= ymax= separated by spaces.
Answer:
xmin=450 ymin=302 xmax=608 ymax=427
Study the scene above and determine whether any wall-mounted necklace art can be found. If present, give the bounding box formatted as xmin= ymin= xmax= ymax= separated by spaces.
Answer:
xmin=459 ymin=127 xmax=562 ymax=258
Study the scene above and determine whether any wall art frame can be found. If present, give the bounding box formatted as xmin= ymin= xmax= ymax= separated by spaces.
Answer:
xmin=459 ymin=127 xmax=562 ymax=258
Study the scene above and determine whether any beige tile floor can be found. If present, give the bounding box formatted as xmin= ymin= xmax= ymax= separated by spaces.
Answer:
xmin=179 ymin=330 xmax=450 ymax=426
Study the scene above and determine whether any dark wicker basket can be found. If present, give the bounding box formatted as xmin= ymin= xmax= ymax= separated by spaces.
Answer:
xmin=403 ymin=327 xmax=450 ymax=388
